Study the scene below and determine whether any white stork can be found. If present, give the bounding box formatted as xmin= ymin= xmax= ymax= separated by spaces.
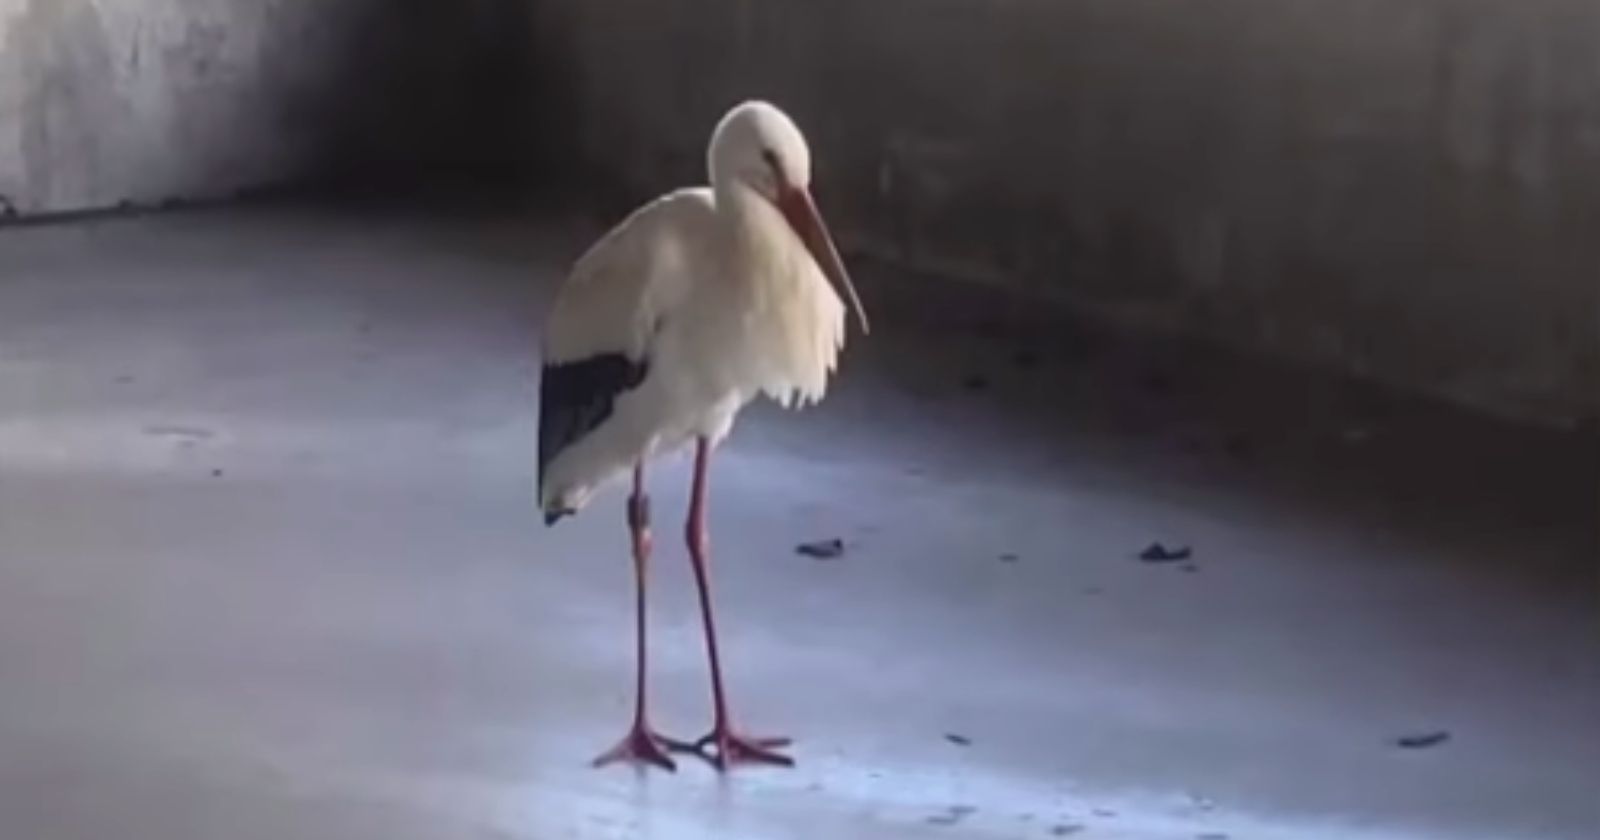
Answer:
xmin=537 ymin=101 xmax=869 ymax=771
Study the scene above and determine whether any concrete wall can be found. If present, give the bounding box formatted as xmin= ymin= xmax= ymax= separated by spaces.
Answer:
xmin=0 ymin=0 xmax=526 ymax=217
xmin=528 ymin=0 xmax=1600 ymax=427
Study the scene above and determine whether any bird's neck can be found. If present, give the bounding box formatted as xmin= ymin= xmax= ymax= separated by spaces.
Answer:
xmin=714 ymin=180 xmax=762 ymax=221
xmin=715 ymin=182 xmax=793 ymax=257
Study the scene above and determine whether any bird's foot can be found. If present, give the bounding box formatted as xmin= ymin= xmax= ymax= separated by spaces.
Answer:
xmin=687 ymin=726 xmax=794 ymax=770
xmin=592 ymin=724 xmax=696 ymax=772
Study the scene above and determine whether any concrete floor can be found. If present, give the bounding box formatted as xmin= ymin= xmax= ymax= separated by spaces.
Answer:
xmin=0 ymin=207 xmax=1594 ymax=840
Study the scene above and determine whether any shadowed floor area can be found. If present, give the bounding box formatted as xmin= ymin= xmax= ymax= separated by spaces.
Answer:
xmin=0 ymin=207 xmax=1594 ymax=839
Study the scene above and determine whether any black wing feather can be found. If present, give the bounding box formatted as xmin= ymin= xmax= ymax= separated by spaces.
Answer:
xmin=537 ymin=353 xmax=650 ymax=502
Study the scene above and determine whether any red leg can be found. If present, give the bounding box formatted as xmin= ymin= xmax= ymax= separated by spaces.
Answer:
xmin=682 ymin=437 xmax=794 ymax=770
xmin=593 ymin=465 xmax=694 ymax=771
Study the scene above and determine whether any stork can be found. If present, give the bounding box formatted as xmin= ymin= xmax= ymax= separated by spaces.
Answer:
xmin=537 ymin=101 xmax=869 ymax=771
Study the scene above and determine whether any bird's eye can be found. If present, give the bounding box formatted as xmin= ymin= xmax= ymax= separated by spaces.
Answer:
xmin=760 ymin=148 xmax=780 ymax=172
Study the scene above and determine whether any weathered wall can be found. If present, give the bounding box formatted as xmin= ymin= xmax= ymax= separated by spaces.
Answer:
xmin=528 ymin=0 xmax=1600 ymax=427
xmin=0 ymin=0 xmax=324 ymax=215
xmin=0 ymin=0 xmax=527 ymax=216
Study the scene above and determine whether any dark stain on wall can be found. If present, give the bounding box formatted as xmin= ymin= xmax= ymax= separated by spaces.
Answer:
xmin=304 ymin=0 xmax=542 ymax=198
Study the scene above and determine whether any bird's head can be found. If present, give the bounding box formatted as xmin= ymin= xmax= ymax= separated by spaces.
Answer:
xmin=709 ymin=101 xmax=870 ymax=335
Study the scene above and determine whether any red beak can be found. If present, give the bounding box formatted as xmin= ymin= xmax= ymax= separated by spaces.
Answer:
xmin=776 ymin=186 xmax=870 ymax=335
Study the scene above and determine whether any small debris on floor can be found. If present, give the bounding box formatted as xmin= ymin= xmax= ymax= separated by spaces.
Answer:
xmin=1196 ymin=833 xmax=1231 ymax=840
xmin=1395 ymin=730 xmax=1451 ymax=749
xmin=944 ymin=733 xmax=972 ymax=746
xmin=1181 ymin=563 xmax=1199 ymax=573
xmin=210 ymin=468 xmax=224 ymax=478
xmin=999 ymin=553 xmax=1020 ymax=563
xmin=1092 ymin=808 xmax=1117 ymax=818
xmin=962 ymin=374 xmax=991 ymax=392
xmin=1082 ymin=586 xmax=1104 ymax=596
xmin=1050 ymin=824 xmax=1084 ymax=836
xmin=796 ymin=538 xmax=846 ymax=560
xmin=926 ymin=805 xmax=977 ymax=826
xmin=144 ymin=425 xmax=216 ymax=441
xmin=1139 ymin=542 xmax=1193 ymax=563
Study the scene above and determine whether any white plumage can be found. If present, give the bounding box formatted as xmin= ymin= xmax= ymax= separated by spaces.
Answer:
xmin=536 ymin=101 xmax=868 ymax=772
xmin=538 ymin=101 xmax=867 ymax=520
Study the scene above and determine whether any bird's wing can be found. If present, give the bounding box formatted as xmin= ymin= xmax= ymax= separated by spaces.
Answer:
xmin=538 ymin=188 xmax=716 ymax=497
xmin=543 ymin=188 xmax=715 ymax=364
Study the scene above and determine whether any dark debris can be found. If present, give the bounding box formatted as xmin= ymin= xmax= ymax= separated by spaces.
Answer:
xmin=796 ymin=538 xmax=846 ymax=560
xmin=944 ymin=733 xmax=971 ymax=747
xmin=1395 ymin=730 xmax=1451 ymax=749
xmin=926 ymin=805 xmax=977 ymax=826
xmin=1139 ymin=542 xmax=1193 ymax=563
